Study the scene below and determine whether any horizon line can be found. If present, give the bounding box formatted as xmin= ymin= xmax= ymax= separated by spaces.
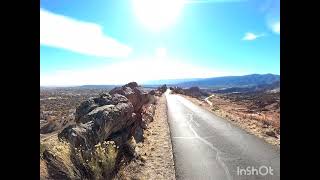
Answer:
xmin=40 ymin=73 xmax=280 ymax=87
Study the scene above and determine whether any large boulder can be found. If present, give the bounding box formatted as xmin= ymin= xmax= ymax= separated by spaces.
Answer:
xmin=75 ymin=93 xmax=128 ymax=123
xmin=59 ymin=82 xmax=157 ymax=149
xmin=40 ymin=121 xmax=58 ymax=134
xmin=132 ymin=103 xmax=156 ymax=142
xmin=171 ymin=87 xmax=185 ymax=95
xmin=153 ymin=84 xmax=167 ymax=96
xmin=109 ymin=82 xmax=149 ymax=113
xmin=141 ymin=104 xmax=156 ymax=129
xmin=59 ymin=93 xmax=135 ymax=149
xmin=158 ymin=84 xmax=167 ymax=93
xmin=124 ymin=82 xmax=139 ymax=89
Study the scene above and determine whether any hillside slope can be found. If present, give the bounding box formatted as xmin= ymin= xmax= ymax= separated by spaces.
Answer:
xmin=175 ymin=74 xmax=280 ymax=88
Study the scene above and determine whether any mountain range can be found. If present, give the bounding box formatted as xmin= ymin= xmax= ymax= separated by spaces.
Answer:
xmin=144 ymin=74 xmax=280 ymax=88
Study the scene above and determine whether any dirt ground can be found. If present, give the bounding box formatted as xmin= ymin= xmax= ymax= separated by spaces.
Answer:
xmin=182 ymin=94 xmax=280 ymax=147
xmin=115 ymin=95 xmax=176 ymax=180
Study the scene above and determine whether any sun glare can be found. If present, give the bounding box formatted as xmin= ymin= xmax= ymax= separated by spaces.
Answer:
xmin=155 ymin=48 xmax=167 ymax=58
xmin=132 ymin=0 xmax=184 ymax=31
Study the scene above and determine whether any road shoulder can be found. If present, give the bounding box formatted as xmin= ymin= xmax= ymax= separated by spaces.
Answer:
xmin=180 ymin=94 xmax=280 ymax=147
xmin=116 ymin=95 xmax=176 ymax=180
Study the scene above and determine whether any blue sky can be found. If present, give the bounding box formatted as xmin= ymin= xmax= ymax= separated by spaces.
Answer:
xmin=40 ymin=0 xmax=280 ymax=86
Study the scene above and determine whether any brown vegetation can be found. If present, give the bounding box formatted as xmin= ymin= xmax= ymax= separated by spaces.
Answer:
xmin=40 ymin=88 xmax=106 ymax=135
xmin=180 ymin=89 xmax=280 ymax=146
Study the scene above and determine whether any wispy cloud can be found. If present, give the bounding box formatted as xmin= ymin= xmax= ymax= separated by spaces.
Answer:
xmin=40 ymin=58 xmax=235 ymax=86
xmin=242 ymin=32 xmax=265 ymax=41
xmin=261 ymin=0 xmax=280 ymax=35
xmin=271 ymin=21 xmax=280 ymax=34
xmin=40 ymin=8 xmax=132 ymax=58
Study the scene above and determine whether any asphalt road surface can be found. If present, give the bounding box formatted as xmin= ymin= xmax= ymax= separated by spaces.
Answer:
xmin=165 ymin=90 xmax=280 ymax=180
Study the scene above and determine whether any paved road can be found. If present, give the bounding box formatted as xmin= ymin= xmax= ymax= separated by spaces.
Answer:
xmin=204 ymin=94 xmax=214 ymax=106
xmin=165 ymin=90 xmax=280 ymax=180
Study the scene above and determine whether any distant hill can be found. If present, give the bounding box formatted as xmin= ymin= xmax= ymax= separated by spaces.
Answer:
xmin=173 ymin=74 xmax=280 ymax=88
xmin=40 ymin=85 xmax=117 ymax=89
xmin=77 ymin=85 xmax=117 ymax=89
xmin=143 ymin=78 xmax=202 ymax=86
xmin=40 ymin=74 xmax=280 ymax=90
xmin=211 ymin=80 xmax=280 ymax=94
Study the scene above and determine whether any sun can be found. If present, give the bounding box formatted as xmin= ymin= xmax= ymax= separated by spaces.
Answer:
xmin=132 ymin=0 xmax=184 ymax=31
xmin=155 ymin=48 xmax=167 ymax=58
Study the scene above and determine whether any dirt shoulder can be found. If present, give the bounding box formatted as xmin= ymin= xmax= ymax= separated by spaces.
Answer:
xmin=181 ymin=94 xmax=280 ymax=147
xmin=115 ymin=95 xmax=176 ymax=180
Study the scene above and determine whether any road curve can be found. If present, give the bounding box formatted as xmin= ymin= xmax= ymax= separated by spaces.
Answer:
xmin=165 ymin=90 xmax=280 ymax=180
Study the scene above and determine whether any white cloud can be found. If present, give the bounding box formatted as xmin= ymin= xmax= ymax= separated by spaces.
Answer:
xmin=242 ymin=33 xmax=257 ymax=41
xmin=242 ymin=32 xmax=265 ymax=41
xmin=40 ymin=8 xmax=132 ymax=58
xmin=40 ymin=57 xmax=234 ymax=86
xmin=261 ymin=0 xmax=280 ymax=35
xmin=271 ymin=21 xmax=280 ymax=34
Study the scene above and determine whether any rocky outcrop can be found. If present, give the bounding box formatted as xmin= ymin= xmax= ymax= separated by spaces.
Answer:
xmin=134 ymin=103 xmax=156 ymax=142
xmin=155 ymin=84 xmax=167 ymax=96
xmin=59 ymin=93 xmax=135 ymax=149
xmin=40 ymin=121 xmax=58 ymax=134
xmin=42 ymin=82 xmax=158 ymax=179
xmin=109 ymin=82 xmax=150 ymax=113
xmin=184 ymin=87 xmax=209 ymax=98
xmin=170 ymin=86 xmax=185 ymax=95
xmin=171 ymin=86 xmax=209 ymax=98
xmin=40 ymin=118 xmax=72 ymax=134
xmin=109 ymin=82 xmax=157 ymax=142
xmin=59 ymin=82 xmax=156 ymax=149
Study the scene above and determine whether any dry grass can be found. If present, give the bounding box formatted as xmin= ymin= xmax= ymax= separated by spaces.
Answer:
xmin=41 ymin=134 xmax=119 ymax=179
xmin=182 ymin=95 xmax=280 ymax=146
xmin=40 ymin=143 xmax=46 ymax=158
xmin=86 ymin=141 xmax=118 ymax=179
xmin=41 ymin=136 xmax=77 ymax=177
